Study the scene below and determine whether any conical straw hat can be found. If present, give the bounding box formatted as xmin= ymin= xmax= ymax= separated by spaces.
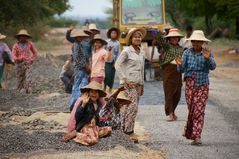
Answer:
xmin=117 ymin=91 xmax=131 ymax=104
xmin=15 ymin=29 xmax=31 ymax=38
xmin=91 ymin=34 xmax=107 ymax=45
xmin=89 ymin=23 xmax=100 ymax=32
xmin=0 ymin=33 xmax=6 ymax=40
xmin=80 ymin=81 xmax=107 ymax=97
xmin=82 ymin=26 xmax=93 ymax=35
xmin=72 ymin=29 xmax=89 ymax=38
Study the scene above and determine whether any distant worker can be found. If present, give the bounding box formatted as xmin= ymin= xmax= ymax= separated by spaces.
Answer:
xmin=12 ymin=29 xmax=38 ymax=94
xmin=69 ymin=29 xmax=90 ymax=111
xmin=90 ymin=34 xmax=112 ymax=84
xmin=179 ymin=24 xmax=193 ymax=50
xmin=104 ymin=27 xmax=120 ymax=93
xmin=0 ymin=33 xmax=12 ymax=89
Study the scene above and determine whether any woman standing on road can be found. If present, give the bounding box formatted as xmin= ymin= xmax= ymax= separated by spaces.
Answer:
xmin=160 ymin=28 xmax=184 ymax=121
xmin=12 ymin=29 xmax=38 ymax=94
xmin=90 ymin=34 xmax=112 ymax=84
xmin=115 ymin=28 xmax=146 ymax=135
xmin=104 ymin=27 xmax=120 ymax=93
xmin=176 ymin=30 xmax=216 ymax=145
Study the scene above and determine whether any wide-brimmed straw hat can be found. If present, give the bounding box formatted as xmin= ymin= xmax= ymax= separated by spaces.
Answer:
xmin=0 ymin=33 xmax=6 ymax=40
xmin=116 ymin=91 xmax=131 ymax=105
xmin=15 ymin=29 xmax=31 ymax=38
xmin=91 ymin=34 xmax=107 ymax=45
xmin=187 ymin=30 xmax=211 ymax=42
xmin=164 ymin=28 xmax=184 ymax=38
xmin=80 ymin=81 xmax=107 ymax=97
xmin=89 ymin=23 xmax=100 ymax=32
xmin=82 ymin=26 xmax=93 ymax=35
xmin=107 ymin=27 xmax=120 ymax=38
xmin=72 ymin=29 xmax=89 ymax=38
xmin=125 ymin=28 xmax=147 ymax=45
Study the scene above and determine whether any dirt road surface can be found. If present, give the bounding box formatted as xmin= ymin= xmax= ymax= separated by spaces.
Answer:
xmin=0 ymin=28 xmax=239 ymax=159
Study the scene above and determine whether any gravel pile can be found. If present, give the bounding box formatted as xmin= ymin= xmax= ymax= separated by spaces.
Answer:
xmin=0 ymin=107 xmax=33 ymax=122
xmin=0 ymin=125 xmax=139 ymax=155
xmin=21 ymin=119 xmax=65 ymax=130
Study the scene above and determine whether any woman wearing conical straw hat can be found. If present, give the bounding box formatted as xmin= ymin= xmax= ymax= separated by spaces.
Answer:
xmin=69 ymin=29 xmax=90 ymax=111
xmin=64 ymin=81 xmax=112 ymax=145
xmin=66 ymin=25 xmax=93 ymax=65
xmin=176 ymin=30 xmax=216 ymax=145
xmin=160 ymin=28 xmax=184 ymax=121
xmin=0 ymin=33 xmax=12 ymax=89
xmin=90 ymin=34 xmax=112 ymax=84
xmin=115 ymin=27 xmax=146 ymax=135
xmin=99 ymin=86 xmax=131 ymax=130
xmin=12 ymin=29 xmax=38 ymax=94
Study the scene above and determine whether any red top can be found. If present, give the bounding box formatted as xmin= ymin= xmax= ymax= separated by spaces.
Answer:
xmin=12 ymin=41 xmax=38 ymax=63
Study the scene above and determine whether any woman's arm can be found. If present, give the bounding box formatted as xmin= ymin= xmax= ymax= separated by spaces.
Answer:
xmin=115 ymin=50 xmax=128 ymax=83
xmin=103 ymin=48 xmax=113 ymax=62
xmin=66 ymin=29 xmax=75 ymax=43
xmin=30 ymin=42 xmax=38 ymax=61
xmin=177 ymin=50 xmax=187 ymax=73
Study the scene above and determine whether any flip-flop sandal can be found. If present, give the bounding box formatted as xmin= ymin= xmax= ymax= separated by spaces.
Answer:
xmin=191 ymin=140 xmax=202 ymax=146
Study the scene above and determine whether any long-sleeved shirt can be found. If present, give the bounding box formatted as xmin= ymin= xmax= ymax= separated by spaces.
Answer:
xmin=177 ymin=48 xmax=216 ymax=86
xmin=66 ymin=30 xmax=92 ymax=64
xmin=12 ymin=41 xmax=38 ymax=63
xmin=75 ymin=99 xmax=101 ymax=131
xmin=0 ymin=42 xmax=12 ymax=66
xmin=115 ymin=45 xmax=145 ymax=85
xmin=105 ymin=39 xmax=120 ymax=63
xmin=179 ymin=36 xmax=192 ymax=49
xmin=72 ymin=41 xmax=88 ymax=71
xmin=156 ymin=33 xmax=183 ymax=66
xmin=91 ymin=48 xmax=109 ymax=78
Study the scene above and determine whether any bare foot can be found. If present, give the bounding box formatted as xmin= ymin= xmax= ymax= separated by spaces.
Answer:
xmin=191 ymin=138 xmax=202 ymax=146
xmin=63 ymin=130 xmax=77 ymax=141
xmin=173 ymin=114 xmax=178 ymax=120
xmin=167 ymin=114 xmax=174 ymax=121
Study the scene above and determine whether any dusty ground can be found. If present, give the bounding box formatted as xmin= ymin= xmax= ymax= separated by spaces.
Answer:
xmin=0 ymin=29 xmax=239 ymax=158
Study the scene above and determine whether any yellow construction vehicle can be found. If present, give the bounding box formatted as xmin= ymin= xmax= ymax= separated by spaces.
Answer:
xmin=112 ymin=0 xmax=166 ymax=80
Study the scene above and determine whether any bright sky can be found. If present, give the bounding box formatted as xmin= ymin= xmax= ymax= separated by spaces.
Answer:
xmin=63 ymin=0 xmax=112 ymax=18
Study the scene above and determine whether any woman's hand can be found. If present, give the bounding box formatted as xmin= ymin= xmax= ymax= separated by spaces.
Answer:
xmin=175 ymin=56 xmax=183 ymax=65
xmin=139 ymin=85 xmax=144 ymax=96
xmin=203 ymin=48 xmax=210 ymax=60
xmin=82 ymin=93 xmax=90 ymax=107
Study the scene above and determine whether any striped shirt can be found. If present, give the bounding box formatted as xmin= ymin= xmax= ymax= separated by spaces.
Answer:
xmin=177 ymin=48 xmax=216 ymax=86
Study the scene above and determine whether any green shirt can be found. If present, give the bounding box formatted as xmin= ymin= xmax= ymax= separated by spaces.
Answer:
xmin=155 ymin=33 xmax=184 ymax=66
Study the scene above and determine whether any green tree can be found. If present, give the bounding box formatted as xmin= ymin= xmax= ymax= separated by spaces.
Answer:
xmin=0 ymin=0 xmax=70 ymax=30
xmin=175 ymin=0 xmax=215 ymax=33
xmin=213 ymin=0 xmax=239 ymax=38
